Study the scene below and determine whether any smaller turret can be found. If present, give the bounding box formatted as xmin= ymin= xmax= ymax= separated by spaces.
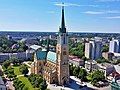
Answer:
xmin=46 ymin=37 xmax=50 ymax=52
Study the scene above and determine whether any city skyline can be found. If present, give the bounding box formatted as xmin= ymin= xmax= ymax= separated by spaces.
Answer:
xmin=0 ymin=0 xmax=120 ymax=33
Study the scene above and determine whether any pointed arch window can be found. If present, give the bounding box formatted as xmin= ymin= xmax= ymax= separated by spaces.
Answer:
xmin=63 ymin=34 xmax=66 ymax=44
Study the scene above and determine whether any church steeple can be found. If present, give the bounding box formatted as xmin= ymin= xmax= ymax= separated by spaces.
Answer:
xmin=56 ymin=3 xmax=69 ymax=85
xmin=59 ymin=3 xmax=66 ymax=33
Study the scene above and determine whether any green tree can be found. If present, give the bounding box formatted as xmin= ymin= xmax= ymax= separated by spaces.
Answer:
xmin=2 ymin=60 xmax=11 ymax=69
xmin=20 ymin=64 xmax=29 ymax=76
xmin=10 ymin=57 xmax=20 ymax=65
xmin=0 ymin=36 xmax=17 ymax=53
xmin=90 ymin=70 xmax=105 ymax=85
xmin=0 ymin=69 xmax=3 ymax=76
xmin=73 ymin=66 xmax=80 ymax=76
xmin=5 ymin=67 xmax=16 ymax=80
xmin=39 ymin=79 xmax=48 ymax=90
xmin=69 ymin=42 xmax=85 ymax=58
xmin=13 ymin=78 xmax=25 ymax=90
xmin=78 ymin=68 xmax=87 ymax=81
xmin=82 ymin=56 xmax=86 ymax=61
xmin=102 ymin=45 xmax=109 ymax=52
xmin=96 ymin=57 xmax=109 ymax=63
xmin=69 ymin=64 xmax=75 ymax=76
xmin=28 ymin=74 xmax=43 ymax=88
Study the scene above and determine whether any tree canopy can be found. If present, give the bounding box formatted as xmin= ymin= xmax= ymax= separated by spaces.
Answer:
xmin=2 ymin=60 xmax=11 ymax=69
xmin=10 ymin=57 xmax=21 ymax=65
xmin=88 ymin=70 xmax=105 ymax=86
xmin=19 ymin=64 xmax=29 ymax=76
xmin=69 ymin=64 xmax=87 ymax=81
xmin=102 ymin=45 xmax=109 ymax=52
xmin=0 ymin=36 xmax=28 ymax=53
xmin=13 ymin=78 xmax=25 ymax=90
xmin=28 ymin=74 xmax=47 ymax=90
xmin=69 ymin=42 xmax=85 ymax=58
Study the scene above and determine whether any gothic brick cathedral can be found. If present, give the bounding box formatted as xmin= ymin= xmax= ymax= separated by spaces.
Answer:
xmin=31 ymin=5 xmax=69 ymax=85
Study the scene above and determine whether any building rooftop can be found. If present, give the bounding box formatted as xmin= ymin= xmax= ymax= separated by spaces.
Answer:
xmin=36 ymin=50 xmax=57 ymax=63
xmin=36 ymin=51 xmax=47 ymax=60
xmin=117 ymin=79 xmax=120 ymax=85
xmin=114 ymin=65 xmax=120 ymax=74
xmin=47 ymin=51 xmax=56 ymax=63
xmin=69 ymin=55 xmax=78 ymax=59
xmin=98 ymin=63 xmax=114 ymax=69
xmin=85 ymin=60 xmax=97 ymax=64
xmin=114 ymin=53 xmax=120 ymax=56
xmin=42 ymin=48 xmax=47 ymax=51
xmin=30 ymin=44 xmax=42 ymax=50
xmin=0 ymin=76 xmax=6 ymax=89
xmin=69 ymin=57 xmax=83 ymax=62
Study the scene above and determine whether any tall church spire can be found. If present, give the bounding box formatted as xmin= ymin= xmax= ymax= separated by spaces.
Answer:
xmin=57 ymin=3 xmax=69 ymax=85
xmin=59 ymin=3 xmax=66 ymax=33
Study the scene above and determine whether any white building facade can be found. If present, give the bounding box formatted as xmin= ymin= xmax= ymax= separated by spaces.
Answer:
xmin=109 ymin=40 xmax=120 ymax=53
xmin=0 ymin=76 xmax=7 ymax=90
xmin=0 ymin=50 xmax=33 ymax=62
xmin=85 ymin=41 xmax=102 ymax=60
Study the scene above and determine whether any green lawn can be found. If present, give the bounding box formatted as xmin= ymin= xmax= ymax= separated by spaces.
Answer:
xmin=18 ymin=76 xmax=35 ymax=90
xmin=13 ymin=66 xmax=22 ymax=75
xmin=13 ymin=66 xmax=38 ymax=90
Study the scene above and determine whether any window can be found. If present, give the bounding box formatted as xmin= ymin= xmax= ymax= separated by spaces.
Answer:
xmin=63 ymin=51 xmax=66 ymax=55
xmin=62 ymin=62 xmax=66 ymax=65
xmin=58 ymin=55 xmax=60 ymax=59
xmin=58 ymin=47 xmax=59 ymax=50
xmin=63 ymin=35 xmax=66 ymax=44
xmin=64 ymin=48 xmax=66 ymax=50
xmin=58 ymin=51 xmax=60 ymax=54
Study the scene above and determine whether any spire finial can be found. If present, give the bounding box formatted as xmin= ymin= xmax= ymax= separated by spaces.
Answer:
xmin=62 ymin=3 xmax=64 ymax=9
xmin=59 ymin=2 xmax=66 ymax=33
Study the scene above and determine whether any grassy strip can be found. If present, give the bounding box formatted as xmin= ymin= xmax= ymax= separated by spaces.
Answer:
xmin=13 ymin=66 xmax=22 ymax=75
xmin=18 ymin=76 xmax=34 ymax=90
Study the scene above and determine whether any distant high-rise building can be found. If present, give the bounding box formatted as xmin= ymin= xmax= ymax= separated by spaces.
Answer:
xmin=7 ymin=35 xmax=12 ymax=40
xmin=109 ymin=40 xmax=120 ymax=53
xmin=85 ymin=42 xmax=92 ymax=59
xmin=94 ymin=37 xmax=102 ymax=42
xmin=85 ymin=41 xmax=102 ymax=60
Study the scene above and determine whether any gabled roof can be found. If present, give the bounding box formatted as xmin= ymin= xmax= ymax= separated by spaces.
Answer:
xmin=36 ymin=50 xmax=57 ymax=63
xmin=47 ymin=51 xmax=56 ymax=63
xmin=30 ymin=45 xmax=41 ymax=50
xmin=36 ymin=51 xmax=47 ymax=60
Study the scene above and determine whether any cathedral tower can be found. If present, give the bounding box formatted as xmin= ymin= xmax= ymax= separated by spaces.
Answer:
xmin=56 ymin=4 xmax=69 ymax=85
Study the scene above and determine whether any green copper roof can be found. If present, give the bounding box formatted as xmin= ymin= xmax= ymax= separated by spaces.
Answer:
xmin=47 ymin=51 xmax=56 ymax=63
xmin=36 ymin=51 xmax=47 ymax=60
xmin=36 ymin=50 xmax=57 ymax=63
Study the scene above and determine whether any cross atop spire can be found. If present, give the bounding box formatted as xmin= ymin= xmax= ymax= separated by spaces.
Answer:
xmin=59 ymin=3 xmax=66 ymax=33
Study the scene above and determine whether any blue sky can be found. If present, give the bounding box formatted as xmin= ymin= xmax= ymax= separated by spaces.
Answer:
xmin=0 ymin=0 xmax=120 ymax=33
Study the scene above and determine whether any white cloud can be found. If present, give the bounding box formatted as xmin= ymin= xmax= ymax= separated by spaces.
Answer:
xmin=80 ymin=5 xmax=99 ymax=7
xmin=83 ymin=10 xmax=120 ymax=15
xmin=107 ymin=10 xmax=120 ymax=13
xmin=105 ymin=16 xmax=120 ymax=19
xmin=47 ymin=11 xmax=55 ymax=14
xmin=96 ymin=0 xmax=120 ymax=2
xmin=54 ymin=2 xmax=98 ymax=7
xmin=53 ymin=2 xmax=80 ymax=7
xmin=84 ymin=11 xmax=104 ymax=14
